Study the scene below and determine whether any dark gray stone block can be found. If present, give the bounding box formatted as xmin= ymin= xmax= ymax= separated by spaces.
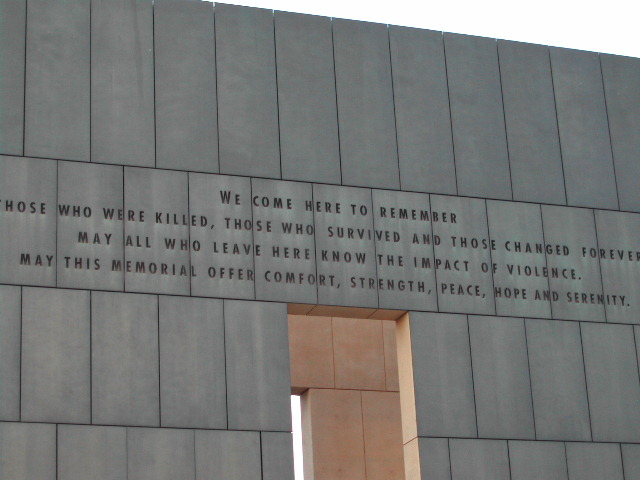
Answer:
xmin=159 ymin=296 xmax=226 ymax=429
xmin=127 ymin=428 xmax=195 ymax=480
xmin=124 ymin=168 xmax=190 ymax=295
xmin=275 ymin=11 xmax=340 ymax=184
xmin=0 ymin=0 xmax=25 ymax=155
xmin=444 ymin=33 xmax=511 ymax=200
xmin=0 ymin=422 xmax=55 ymax=480
xmin=21 ymin=287 xmax=90 ymax=424
xmin=58 ymin=425 xmax=127 ymax=480
xmin=449 ymin=439 xmax=510 ymax=480
xmin=215 ymin=3 xmax=280 ymax=178
xmin=0 ymin=285 xmax=20 ymax=421
xmin=525 ymin=318 xmax=591 ymax=441
xmin=601 ymin=54 xmax=640 ymax=212
xmin=224 ymin=300 xmax=291 ymax=431
xmin=566 ymin=442 xmax=623 ymax=480
xmin=195 ymin=430 xmax=261 ymax=479
xmin=622 ymin=444 xmax=640 ymax=480
xmin=582 ymin=322 xmax=640 ymax=442
xmin=389 ymin=26 xmax=456 ymax=195
xmin=92 ymin=0 xmax=154 ymax=166
xmin=498 ymin=40 xmax=566 ymax=205
xmin=261 ymin=432 xmax=295 ymax=480
xmin=431 ymin=195 xmax=495 ymax=315
xmin=24 ymin=0 xmax=89 ymax=161
xmin=550 ymin=47 xmax=618 ymax=209
xmin=508 ymin=441 xmax=568 ymax=480
xmin=469 ymin=316 xmax=535 ymax=439
xmin=92 ymin=292 xmax=159 ymax=427
xmin=418 ymin=438 xmax=451 ymax=479
xmin=410 ymin=312 xmax=476 ymax=438
xmin=57 ymin=161 xmax=124 ymax=291
xmin=155 ymin=0 xmax=218 ymax=172
xmin=333 ymin=18 xmax=400 ymax=189
xmin=252 ymin=178 xmax=317 ymax=304
xmin=0 ymin=156 xmax=56 ymax=287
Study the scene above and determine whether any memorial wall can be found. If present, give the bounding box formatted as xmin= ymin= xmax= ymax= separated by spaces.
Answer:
xmin=1 ymin=0 xmax=640 ymax=478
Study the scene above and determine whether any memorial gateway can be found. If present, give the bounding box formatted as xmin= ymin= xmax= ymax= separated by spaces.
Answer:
xmin=1 ymin=0 xmax=640 ymax=478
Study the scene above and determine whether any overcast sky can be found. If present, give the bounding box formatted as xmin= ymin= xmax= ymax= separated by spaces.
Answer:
xmin=220 ymin=0 xmax=639 ymax=59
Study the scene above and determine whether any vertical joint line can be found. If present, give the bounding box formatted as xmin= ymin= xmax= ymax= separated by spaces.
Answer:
xmin=272 ymin=11 xmax=283 ymax=180
xmin=22 ymin=0 xmax=28 ymax=156
xmin=386 ymin=25 xmax=402 ymax=190
xmin=429 ymin=195 xmax=440 ymax=312
xmin=249 ymin=179 xmax=257 ymax=300
xmin=484 ymin=199 xmax=498 ymax=316
xmin=578 ymin=323 xmax=594 ymax=441
xmin=547 ymin=48 xmax=569 ymax=206
xmin=495 ymin=40 xmax=514 ymax=200
xmin=187 ymin=173 xmax=192 ymax=296
xmin=598 ymin=54 xmax=622 ymax=210
xmin=370 ymin=189 xmax=380 ymax=310
xmin=539 ymin=205 xmax=555 ymax=319
xmin=330 ymin=18 xmax=344 ymax=185
xmin=523 ymin=321 xmax=538 ymax=439
xmin=157 ymin=295 xmax=161 ymax=427
xmin=19 ymin=287 xmax=23 ymax=421
xmin=213 ymin=4 xmax=220 ymax=172
xmin=466 ymin=316 xmax=479 ymax=437
xmin=442 ymin=33 xmax=460 ymax=196
xmin=152 ymin=2 xmax=157 ymax=168
xmin=591 ymin=209 xmax=608 ymax=323
xmin=221 ymin=300 xmax=229 ymax=429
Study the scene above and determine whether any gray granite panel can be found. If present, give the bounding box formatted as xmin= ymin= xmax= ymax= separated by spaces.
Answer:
xmin=24 ymin=0 xmax=89 ymax=161
xmin=525 ymin=319 xmax=591 ymax=441
xmin=449 ymin=439 xmax=510 ymax=480
xmin=0 ymin=286 xmax=20 ymax=421
xmin=566 ymin=442 xmax=623 ymax=480
xmin=261 ymin=432 xmax=295 ymax=480
xmin=155 ymin=1 xmax=218 ymax=172
xmin=542 ymin=205 xmax=605 ymax=322
xmin=410 ymin=312 xmax=476 ymax=437
xmin=508 ymin=441 xmax=568 ymax=480
xmin=253 ymin=179 xmax=317 ymax=304
xmin=488 ymin=200 xmax=551 ymax=318
xmin=582 ymin=322 xmax=640 ymax=442
xmin=124 ymin=168 xmax=190 ymax=295
xmin=215 ymin=3 xmax=280 ymax=178
xmin=418 ymin=438 xmax=451 ymax=480
xmin=92 ymin=0 xmax=154 ymax=166
xmin=128 ymin=428 xmax=195 ymax=480
xmin=189 ymin=173 xmax=255 ymax=299
xmin=92 ymin=292 xmax=159 ymax=427
xmin=389 ymin=26 xmax=456 ymax=195
xmin=373 ymin=189 xmax=437 ymax=311
xmin=275 ymin=11 xmax=340 ymax=184
xmin=195 ymin=430 xmax=261 ymax=480
xmin=57 ymin=162 xmax=124 ymax=291
xmin=21 ymin=287 xmax=90 ymax=423
xmin=498 ymin=40 xmax=565 ymax=205
xmin=0 ymin=422 xmax=55 ymax=480
xmin=431 ymin=195 xmax=494 ymax=315
xmin=601 ymin=54 xmax=640 ymax=211
xmin=58 ymin=425 xmax=127 ymax=480
xmin=224 ymin=300 xmax=291 ymax=431
xmin=159 ymin=296 xmax=226 ymax=429
xmin=444 ymin=33 xmax=511 ymax=200
xmin=313 ymin=184 xmax=378 ymax=308
xmin=0 ymin=0 xmax=25 ymax=155
xmin=0 ymin=156 xmax=56 ymax=286
xmin=469 ymin=316 xmax=535 ymax=439
xmin=550 ymin=47 xmax=618 ymax=209
xmin=333 ymin=18 xmax=400 ymax=189
xmin=622 ymin=444 xmax=640 ymax=480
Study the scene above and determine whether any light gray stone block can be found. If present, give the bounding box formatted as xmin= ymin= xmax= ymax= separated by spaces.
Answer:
xmin=21 ymin=287 xmax=90 ymax=423
xmin=92 ymin=0 xmax=154 ymax=166
xmin=195 ymin=430 xmax=261 ymax=480
xmin=449 ymin=439 xmax=510 ymax=480
xmin=566 ymin=442 xmax=623 ymax=480
xmin=128 ymin=428 xmax=195 ymax=480
xmin=92 ymin=292 xmax=159 ymax=427
xmin=622 ymin=444 xmax=640 ymax=480
xmin=275 ymin=11 xmax=340 ymax=184
xmin=57 ymin=161 xmax=124 ymax=291
xmin=0 ymin=422 xmax=55 ymax=480
xmin=389 ymin=26 xmax=456 ymax=195
xmin=508 ymin=440 xmax=568 ymax=480
xmin=469 ymin=316 xmax=535 ymax=439
xmin=0 ymin=286 xmax=20 ymax=421
xmin=24 ymin=0 xmax=89 ymax=161
xmin=550 ymin=47 xmax=618 ymax=209
xmin=498 ymin=40 xmax=565 ymax=205
xmin=0 ymin=0 xmax=25 ymax=155
xmin=525 ymin=318 xmax=591 ymax=441
xmin=58 ymin=425 xmax=127 ymax=480
xmin=333 ymin=18 xmax=400 ymax=189
xmin=418 ymin=437 xmax=451 ymax=480
xmin=159 ymin=296 xmax=226 ymax=429
xmin=0 ymin=156 xmax=57 ymax=286
xmin=216 ymin=3 xmax=280 ymax=178
xmin=261 ymin=432 xmax=295 ymax=480
xmin=410 ymin=312 xmax=476 ymax=438
xmin=444 ymin=33 xmax=511 ymax=200
xmin=155 ymin=0 xmax=218 ymax=172
xmin=582 ymin=322 xmax=640 ymax=442
xmin=224 ymin=300 xmax=291 ymax=431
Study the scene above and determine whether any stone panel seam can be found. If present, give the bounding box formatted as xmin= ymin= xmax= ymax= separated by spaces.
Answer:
xmin=370 ymin=189 xmax=381 ymax=309
xmin=213 ymin=4 xmax=221 ymax=173
xmin=157 ymin=295 xmax=162 ymax=427
xmin=523 ymin=321 xmax=538 ymax=440
xmin=18 ymin=286 xmax=23 ymax=422
xmin=310 ymin=185 xmax=319 ymax=304
xmin=89 ymin=292 xmax=92 ymax=424
xmin=152 ymin=3 xmax=158 ymax=169
xmin=632 ymin=328 xmax=640 ymax=409
xmin=578 ymin=323 xmax=594 ymax=441
xmin=591 ymin=209 xmax=608 ymax=323
xmin=466 ymin=315 xmax=479 ymax=438
xmin=447 ymin=438 xmax=453 ymax=480
xmin=271 ymin=10 xmax=284 ymax=180
xmin=187 ymin=173 xmax=193 ymax=296
xmin=249 ymin=179 xmax=257 ymax=299
xmin=495 ymin=39 xmax=515 ymax=201
xmin=330 ymin=18 xmax=344 ymax=185
xmin=538 ymin=205 xmax=555 ymax=318
xmin=55 ymin=423 xmax=58 ymax=480
xmin=620 ymin=441 xmax=627 ymax=480
xmin=21 ymin=0 xmax=28 ymax=156
xmin=441 ymin=33 xmax=460 ymax=196
xmin=484 ymin=199 xmax=498 ymax=316
xmin=89 ymin=0 xmax=92 ymax=163
xmin=428 ymin=195 xmax=441 ymax=311
xmin=259 ymin=431 xmax=265 ymax=478
xmin=547 ymin=47 xmax=569 ymax=206
xmin=506 ymin=439 xmax=514 ymax=480
xmin=221 ymin=300 xmax=229 ymax=429
xmin=598 ymin=54 xmax=622 ymax=211
xmin=193 ymin=429 xmax=197 ymax=480
xmin=386 ymin=25 xmax=402 ymax=191
xmin=564 ymin=442 xmax=570 ymax=479
xmin=122 ymin=166 xmax=126 ymax=292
